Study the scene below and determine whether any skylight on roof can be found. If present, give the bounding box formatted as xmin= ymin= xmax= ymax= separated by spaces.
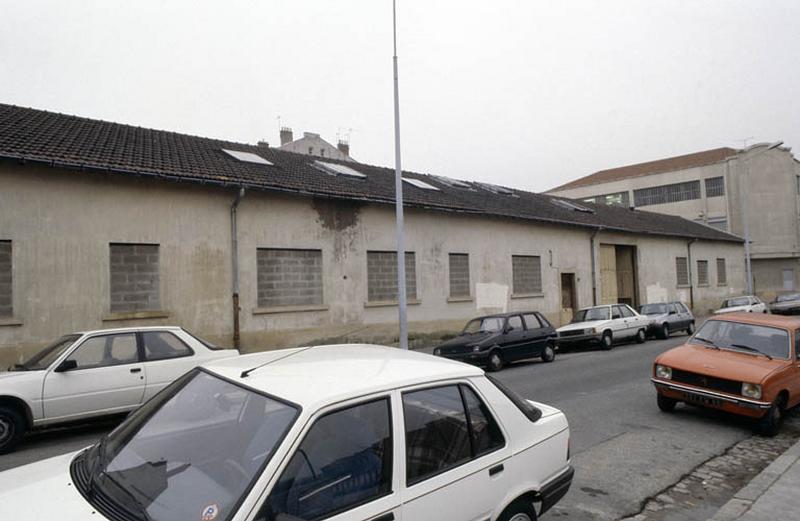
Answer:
xmin=403 ymin=178 xmax=440 ymax=191
xmin=222 ymin=148 xmax=273 ymax=165
xmin=474 ymin=182 xmax=515 ymax=195
xmin=312 ymin=160 xmax=366 ymax=178
xmin=429 ymin=174 xmax=473 ymax=189
xmin=551 ymin=198 xmax=595 ymax=213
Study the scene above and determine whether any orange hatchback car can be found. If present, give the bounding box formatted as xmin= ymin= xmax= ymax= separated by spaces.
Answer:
xmin=651 ymin=313 xmax=800 ymax=435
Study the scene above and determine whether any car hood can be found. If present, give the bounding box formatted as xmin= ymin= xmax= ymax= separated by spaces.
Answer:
xmin=438 ymin=331 xmax=499 ymax=348
xmin=0 ymin=369 xmax=43 ymax=386
xmin=715 ymin=305 xmax=751 ymax=314
xmin=770 ymin=301 xmax=800 ymax=309
xmin=0 ymin=451 xmax=103 ymax=520
xmin=656 ymin=344 xmax=785 ymax=384
xmin=557 ymin=320 xmax=608 ymax=332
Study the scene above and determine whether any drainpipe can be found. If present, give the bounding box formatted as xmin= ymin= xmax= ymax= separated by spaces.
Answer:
xmin=590 ymin=227 xmax=603 ymax=306
xmin=687 ymin=238 xmax=697 ymax=311
xmin=231 ymin=188 xmax=245 ymax=350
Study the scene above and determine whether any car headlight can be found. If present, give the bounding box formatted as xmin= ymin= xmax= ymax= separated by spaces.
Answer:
xmin=742 ymin=382 xmax=762 ymax=399
xmin=584 ymin=328 xmax=595 ymax=335
xmin=655 ymin=364 xmax=672 ymax=380
xmin=472 ymin=345 xmax=481 ymax=352
xmin=433 ymin=348 xmax=441 ymax=356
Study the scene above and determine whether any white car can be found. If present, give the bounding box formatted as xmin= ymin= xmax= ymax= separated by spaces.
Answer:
xmin=715 ymin=295 xmax=768 ymax=314
xmin=0 ymin=326 xmax=238 ymax=453
xmin=557 ymin=303 xmax=650 ymax=349
xmin=0 ymin=344 xmax=573 ymax=521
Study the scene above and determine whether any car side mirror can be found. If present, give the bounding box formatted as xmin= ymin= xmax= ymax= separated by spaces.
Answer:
xmin=506 ymin=326 xmax=515 ymax=333
xmin=669 ymin=310 xmax=677 ymax=315
xmin=55 ymin=359 xmax=78 ymax=372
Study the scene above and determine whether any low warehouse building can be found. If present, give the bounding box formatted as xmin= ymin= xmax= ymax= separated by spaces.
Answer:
xmin=0 ymin=104 xmax=745 ymax=365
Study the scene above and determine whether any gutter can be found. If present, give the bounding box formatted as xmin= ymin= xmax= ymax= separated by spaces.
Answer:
xmin=590 ymin=227 xmax=603 ymax=306
xmin=687 ymin=238 xmax=697 ymax=310
xmin=231 ymin=187 xmax=245 ymax=349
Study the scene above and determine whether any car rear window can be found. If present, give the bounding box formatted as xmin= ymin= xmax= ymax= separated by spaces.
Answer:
xmin=485 ymin=374 xmax=542 ymax=423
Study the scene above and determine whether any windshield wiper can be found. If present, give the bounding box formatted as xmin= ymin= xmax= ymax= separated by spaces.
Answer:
xmin=99 ymin=471 xmax=155 ymax=521
xmin=693 ymin=336 xmax=720 ymax=349
xmin=730 ymin=343 xmax=773 ymax=360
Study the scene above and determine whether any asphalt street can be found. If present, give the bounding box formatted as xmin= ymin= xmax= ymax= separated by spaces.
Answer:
xmin=0 ymin=334 xmax=768 ymax=521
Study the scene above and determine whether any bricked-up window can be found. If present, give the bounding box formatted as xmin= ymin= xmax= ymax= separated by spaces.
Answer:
xmin=257 ymin=249 xmax=323 ymax=308
xmin=512 ymin=255 xmax=542 ymax=295
xmin=697 ymin=260 xmax=709 ymax=286
xmin=676 ymin=257 xmax=689 ymax=287
xmin=110 ymin=243 xmax=160 ymax=312
xmin=705 ymin=177 xmax=725 ymax=197
xmin=633 ymin=181 xmax=701 ymax=207
xmin=449 ymin=253 xmax=470 ymax=298
xmin=367 ymin=251 xmax=417 ymax=302
xmin=717 ymin=258 xmax=727 ymax=285
xmin=0 ymin=241 xmax=11 ymax=317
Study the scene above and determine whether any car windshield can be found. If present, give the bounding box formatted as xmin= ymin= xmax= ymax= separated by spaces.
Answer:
xmin=690 ymin=320 xmax=790 ymax=359
xmin=11 ymin=334 xmax=81 ymax=371
xmin=722 ymin=297 xmax=750 ymax=308
xmin=86 ymin=370 xmax=299 ymax=521
xmin=776 ymin=294 xmax=800 ymax=303
xmin=572 ymin=307 xmax=610 ymax=322
xmin=463 ymin=317 xmax=505 ymax=334
xmin=640 ymin=304 xmax=668 ymax=315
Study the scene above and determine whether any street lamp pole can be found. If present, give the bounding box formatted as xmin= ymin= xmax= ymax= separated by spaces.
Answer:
xmin=392 ymin=0 xmax=408 ymax=349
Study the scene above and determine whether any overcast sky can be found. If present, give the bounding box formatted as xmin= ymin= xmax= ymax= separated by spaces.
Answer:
xmin=1 ymin=1 xmax=798 ymax=192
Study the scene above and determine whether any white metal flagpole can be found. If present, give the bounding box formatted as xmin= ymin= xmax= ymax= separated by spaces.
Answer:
xmin=392 ymin=0 xmax=408 ymax=349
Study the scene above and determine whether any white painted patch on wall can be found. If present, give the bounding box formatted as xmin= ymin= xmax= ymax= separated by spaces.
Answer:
xmin=476 ymin=283 xmax=509 ymax=312
xmin=645 ymin=283 xmax=669 ymax=304
xmin=677 ymin=288 xmax=690 ymax=303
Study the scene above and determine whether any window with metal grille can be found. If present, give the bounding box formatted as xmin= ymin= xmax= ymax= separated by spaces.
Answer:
xmin=697 ymin=260 xmax=709 ymax=286
xmin=257 ymin=249 xmax=323 ymax=308
xmin=717 ymin=258 xmax=727 ymax=285
xmin=588 ymin=191 xmax=630 ymax=207
xmin=512 ymin=255 xmax=542 ymax=295
xmin=448 ymin=253 xmax=470 ymax=298
xmin=705 ymin=177 xmax=725 ymax=197
xmin=633 ymin=181 xmax=701 ymax=207
xmin=707 ymin=217 xmax=728 ymax=231
xmin=367 ymin=251 xmax=417 ymax=302
xmin=110 ymin=243 xmax=160 ymax=312
xmin=676 ymin=257 xmax=689 ymax=287
xmin=0 ymin=241 xmax=11 ymax=317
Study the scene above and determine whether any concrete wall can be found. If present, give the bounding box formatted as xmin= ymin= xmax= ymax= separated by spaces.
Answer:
xmin=0 ymin=163 xmax=746 ymax=367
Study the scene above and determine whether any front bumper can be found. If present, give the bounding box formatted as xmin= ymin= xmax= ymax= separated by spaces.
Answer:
xmin=434 ymin=349 xmax=490 ymax=365
xmin=651 ymin=378 xmax=771 ymax=418
xmin=557 ymin=332 xmax=601 ymax=346
xmin=537 ymin=465 xmax=574 ymax=515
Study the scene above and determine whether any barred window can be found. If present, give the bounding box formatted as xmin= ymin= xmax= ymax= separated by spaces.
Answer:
xmin=676 ymin=257 xmax=689 ymax=287
xmin=717 ymin=258 xmax=727 ymax=285
xmin=705 ymin=177 xmax=725 ymax=197
xmin=448 ymin=253 xmax=470 ymax=298
xmin=367 ymin=251 xmax=417 ymax=302
xmin=0 ymin=241 xmax=11 ymax=317
xmin=594 ymin=191 xmax=630 ymax=207
xmin=707 ymin=217 xmax=728 ymax=231
xmin=110 ymin=243 xmax=160 ymax=312
xmin=697 ymin=260 xmax=709 ymax=286
xmin=633 ymin=181 xmax=701 ymax=207
xmin=512 ymin=255 xmax=542 ymax=295
xmin=257 ymin=249 xmax=323 ymax=308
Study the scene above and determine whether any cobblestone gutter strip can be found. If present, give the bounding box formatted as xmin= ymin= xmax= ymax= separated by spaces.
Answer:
xmin=619 ymin=413 xmax=800 ymax=521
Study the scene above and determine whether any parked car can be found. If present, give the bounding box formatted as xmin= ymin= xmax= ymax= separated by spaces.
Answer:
xmin=434 ymin=311 xmax=558 ymax=371
xmin=0 ymin=344 xmax=574 ymax=520
xmin=0 ymin=326 xmax=238 ymax=453
xmin=769 ymin=293 xmax=800 ymax=315
xmin=715 ymin=295 xmax=768 ymax=314
xmin=557 ymin=304 xmax=650 ymax=349
xmin=652 ymin=313 xmax=800 ymax=435
xmin=639 ymin=301 xmax=695 ymax=339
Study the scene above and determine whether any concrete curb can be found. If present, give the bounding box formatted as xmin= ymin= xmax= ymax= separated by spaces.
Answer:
xmin=708 ymin=438 xmax=800 ymax=520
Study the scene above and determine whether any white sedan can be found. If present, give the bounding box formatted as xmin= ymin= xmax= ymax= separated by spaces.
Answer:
xmin=0 ymin=344 xmax=573 ymax=521
xmin=715 ymin=295 xmax=768 ymax=314
xmin=0 ymin=326 xmax=238 ymax=453
xmin=557 ymin=303 xmax=650 ymax=349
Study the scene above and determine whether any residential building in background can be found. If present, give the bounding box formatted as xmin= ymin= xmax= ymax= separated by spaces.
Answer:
xmin=548 ymin=145 xmax=800 ymax=300
xmin=0 ymin=104 xmax=744 ymax=366
xmin=278 ymin=127 xmax=353 ymax=161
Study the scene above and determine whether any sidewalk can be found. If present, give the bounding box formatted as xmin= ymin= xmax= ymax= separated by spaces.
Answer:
xmin=709 ymin=438 xmax=800 ymax=521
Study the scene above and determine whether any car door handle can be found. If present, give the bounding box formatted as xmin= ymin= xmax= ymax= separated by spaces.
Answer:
xmin=130 ymin=368 xmax=142 ymax=374
xmin=371 ymin=514 xmax=395 ymax=521
xmin=489 ymin=464 xmax=504 ymax=476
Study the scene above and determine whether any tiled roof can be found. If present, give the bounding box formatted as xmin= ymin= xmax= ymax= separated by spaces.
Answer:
xmin=549 ymin=147 xmax=738 ymax=192
xmin=0 ymin=103 xmax=741 ymax=243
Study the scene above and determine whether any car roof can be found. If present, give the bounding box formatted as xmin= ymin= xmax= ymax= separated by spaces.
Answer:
xmin=73 ymin=326 xmax=184 ymax=335
xmin=471 ymin=311 xmax=536 ymax=320
xmin=204 ymin=344 xmax=483 ymax=410
xmin=708 ymin=312 xmax=800 ymax=329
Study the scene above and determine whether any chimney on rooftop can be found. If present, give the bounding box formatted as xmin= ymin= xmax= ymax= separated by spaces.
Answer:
xmin=257 ymin=140 xmax=269 ymax=148
xmin=337 ymin=139 xmax=350 ymax=157
xmin=279 ymin=127 xmax=293 ymax=146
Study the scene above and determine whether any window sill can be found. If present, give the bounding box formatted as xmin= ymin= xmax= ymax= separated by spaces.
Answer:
xmin=253 ymin=305 xmax=329 ymax=315
xmin=364 ymin=299 xmax=421 ymax=308
xmin=697 ymin=284 xmax=709 ymax=288
xmin=677 ymin=284 xmax=691 ymax=289
xmin=0 ymin=317 xmax=22 ymax=327
xmin=718 ymin=283 xmax=728 ymax=287
xmin=102 ymin=310 xmax=171 ymax=322
xmin=447 ymin=296 xmax=474 ymax=303
xmin=510 ymin=292 xmax=544 ymax=299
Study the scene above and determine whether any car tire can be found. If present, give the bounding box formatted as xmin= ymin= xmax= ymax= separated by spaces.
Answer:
xmin=657 ymin=323 xmax=669 ymax=340
xmin=497 ymin=498 xmax=538 ymax=521
xmin=600 ymin=331 xmax=613 ymax=350
xmin=657 ymin=393 xmax=677 ymax=412
xmin=487 ymin=350 xmax=505 ymax=372
xmin=686 ymin=322 xmax=695 ymax=335
xmin=635 ymin=329 xmax=646 ymax=344
xmin=541 ymin=344 xmax=556 ymax=363
xmin=757 ymin=398 xmax=785 ymax=437
xmin=0 ymin=405 xmax=26 ymax=455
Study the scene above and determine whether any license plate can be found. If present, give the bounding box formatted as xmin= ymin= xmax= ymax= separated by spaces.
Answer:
xmin=682 ymin=392 xmax=723 ymax=407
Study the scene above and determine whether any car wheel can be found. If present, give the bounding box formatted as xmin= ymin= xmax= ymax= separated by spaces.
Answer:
xmin=498 ymin=498 xmax=538 ymax=521
xmin=657 ymin=393 xmax=677 ymax=412
xmin=757 ymin=398 xmax=785 ymax=437
xmin=487 ymin=350 xmax=505 ymax=372
xmin=635 ymin=329 xmax=646 ymax=344
xmin=0 ymin=406 xmax=26 ymax=455
xmin=600 ymin=331 xmax=613 ymax=350
xmin=686 ymin=322 xmax=695 ymax=335
xmin=657 ymin=323 xmax=669 ymax=340
xmin=541 ymin=344 xmax=556 ymax=363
